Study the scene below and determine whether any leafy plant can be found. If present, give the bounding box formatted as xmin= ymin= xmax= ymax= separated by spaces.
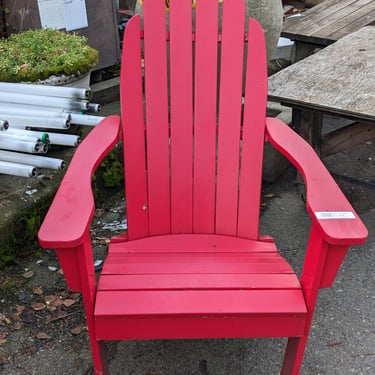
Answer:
xmin=0 ymin=28 xmax=98 ymax=82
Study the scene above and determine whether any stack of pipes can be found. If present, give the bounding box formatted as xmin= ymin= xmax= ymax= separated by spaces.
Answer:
xmin=0 ymin=82 xmax=105 ymax=178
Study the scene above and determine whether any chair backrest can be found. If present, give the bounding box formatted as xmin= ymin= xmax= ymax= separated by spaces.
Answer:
xmin=120 ymin=0 xmax=267 ymax=241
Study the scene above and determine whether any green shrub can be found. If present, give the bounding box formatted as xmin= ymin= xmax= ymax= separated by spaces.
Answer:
xmin=0 ymin=28 xmax=98 ymax=82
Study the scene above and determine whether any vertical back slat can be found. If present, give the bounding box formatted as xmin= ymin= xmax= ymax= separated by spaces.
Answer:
xmin=121 ymin=15 xmax=149 ymax=240
xmin=215 ymin=0 xmax=245 ymax=235
xmin=143 ymin=0 xmax=171 ymax=235
xmin=169 ymin=0 xmax=193 ymax=233
xmin=193 ymin=0 xmax=219 ymax=234
xmin=237 ymin=19 xmax=268 ymax=239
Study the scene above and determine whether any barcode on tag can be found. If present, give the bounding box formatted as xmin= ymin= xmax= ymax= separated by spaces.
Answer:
xmin=315 ymin=212 xmax=355 ymax=220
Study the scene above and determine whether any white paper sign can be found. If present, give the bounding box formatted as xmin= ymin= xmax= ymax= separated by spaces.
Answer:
xmin=38 ymin=0 xmax=66 ymax=30
xmin=315 ymin=212 xmax=355 ymax=220
xmin=38 ymin=0 xmax=88 ymax=31
xmin=64 ymin=0 xmax=88 ymax=31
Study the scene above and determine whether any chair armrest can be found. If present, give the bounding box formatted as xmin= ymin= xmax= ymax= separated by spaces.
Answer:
xmin=265 ymin=117 xmax=368 ymax=246
xmin=38 ymin=115 xmax=121 ymax=249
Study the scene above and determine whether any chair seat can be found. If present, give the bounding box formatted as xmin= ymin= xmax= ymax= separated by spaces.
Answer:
xmin=94 ymin=234 xmax=307 ymax=340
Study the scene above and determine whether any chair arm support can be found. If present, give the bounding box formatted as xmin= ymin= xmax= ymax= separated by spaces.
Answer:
xmin=38 ymin=115 xmax=121 ymax=249
xmin=265 ymin=117 xmax=368 ymax=246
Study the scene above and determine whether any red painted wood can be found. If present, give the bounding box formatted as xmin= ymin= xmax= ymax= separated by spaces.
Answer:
xmin=108 ymin=234 xmax=277 ymax=253
xmin=169 ymin=0 xmax=193 ymax=233
xmin=95 ymin=289 xmax=306 ymax=317
xmin=101 ymin=252 xmax=294 ymax=275
xmin=143 ymin=0 xmax=171 ymax=235
xmin=320 ymin=245 xmax=349 ymax=288
xmin=55 ymin=248 xmax=81 ymax=292
xmin=98 ymin=274 xmax=301 ymax=291
xmin=266 ymin=117 xmax=368 ymax=245
xmin=121 ymin=15 xmax=149 ymax=240
xmin=193 ymin=0 xmax=219 ymax=233
xmin=237 ymin=19 xmax=268 ymax=240
xmin=215 ymin=0 xmax=245 ymax=235
xmin=95 ymin=315 xmax=307 ymax=341
xmin=38 ymin=115 xmax=120 ymax=248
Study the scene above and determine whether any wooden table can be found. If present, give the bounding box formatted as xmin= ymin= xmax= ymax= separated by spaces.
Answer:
xmin=268 ymin=26 xmax=375 ymax=158
xmin=282 ymin=0 xmax=375 ymax=61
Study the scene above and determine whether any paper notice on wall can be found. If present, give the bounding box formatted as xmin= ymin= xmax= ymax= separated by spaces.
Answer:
xmin=37 ymin=0 xmax=88 ymax=31
xmin=37 ymin=0 xmax=66 ymax=30
xmin=64 ymin=0 xmax=88 ymax=31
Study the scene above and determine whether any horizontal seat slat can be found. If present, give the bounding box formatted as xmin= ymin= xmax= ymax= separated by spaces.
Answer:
xmin=95 ymin=290 xmax=307 ymax=318
xmin=95 ymin=314 xmax=307 ymax=341
xmin=109 ymin=234 xmax=277 ymax=253
xmin=98 ymin=273 xmax=301 ymax=291
xmin=101 ymin=252 xmax=294 ymax=275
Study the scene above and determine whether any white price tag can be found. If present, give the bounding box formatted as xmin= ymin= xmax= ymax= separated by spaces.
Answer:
xmin=315 ymin=211 xmax=355 ymax=220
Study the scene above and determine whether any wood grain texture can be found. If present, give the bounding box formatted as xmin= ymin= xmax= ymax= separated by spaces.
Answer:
xmin=169 ymin=0 xmax=194 ymax=233
xmin=143 ymin=0 xmax=171 ymax=235
xmin=215 ymin=0 xmax=245 ymax=235
xmin=237 ymin=18 xmax=268 ymax=240
xmin=268 ymin=27 xmax=375 ymax=122
xmin=193 ymin=0 xmax=219 ymax=234
xmin=121 ymin=15 xmax=149 ymax=240
xmin=282 ymin=0 xmax=375 ymax=45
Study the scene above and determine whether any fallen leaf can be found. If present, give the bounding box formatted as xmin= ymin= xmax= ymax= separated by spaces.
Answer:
xmin=57 ymin=268 xmax=64 ymax=275
xmin=33 ymin=286 xmax=43 ymax=295
xmin=71 ymin=326 xmax=82 ymax=335
xmin=36 ymin=332 xmax=51 ymax=340
xmin=264 ymin=193 xmax=274 ymax=198
xmin=47 ymin=305 xmax=57 ymax=313
xmin=13 ymin=322 xmax=22 ymax=330
xmin=16 ymin=305 xmax=25 ymax=313
xmin=63 ymin=299 xmax=76 ymax=307
xmin=51 ymin=298 xmax=63 ymax=307
xmin=0 ymin=338 xmax=7 ymax=346
xmin=0 ymin=314 xmax=10 ymax=324
xmin=22 ymin=270 xmax=34 ymax=279
xmin=70 ymin=293 xmax=80 ymax=300
xmin=45 ymin=295 xmax=56 ymax=305
xmin=31 ymin=302 xmax=46 ymax=311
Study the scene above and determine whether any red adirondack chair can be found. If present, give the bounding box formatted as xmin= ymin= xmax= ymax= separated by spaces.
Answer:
xmin=38 ymin=0 xmax=368 ymax=374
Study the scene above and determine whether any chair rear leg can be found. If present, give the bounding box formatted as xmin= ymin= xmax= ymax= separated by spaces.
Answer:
xmin=280 ymin=336 xmax=308 ymax=375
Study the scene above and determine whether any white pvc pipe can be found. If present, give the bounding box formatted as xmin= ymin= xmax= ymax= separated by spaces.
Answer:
xmin=0 ymin=120 xmax=9 ymax=130
xmin=0 ymin=150 xmax=64 ymax=170
xmin=0 ymin=105 xmax=72 ymax=121
xmin=70 ymin=114 xmax=104 ymax=126
xmin=0 ymin=160 xmax=38 ymax=177
xmin=2 ymin=113 xmax=70 ymax=129
xmin=0 ymin=82 xmax=90 ymax=99
xmin=0 ymin=137 xmax=39 ymax=153
xmin=4 ymin=129 xmax=50 ymax=144
xmin=0 ymin=92 xmax=89 ymax=111
xmin=0 ymin=132 xmax=41 ymax=143
xmin=48 ymin=132 xmax=81 ymax=147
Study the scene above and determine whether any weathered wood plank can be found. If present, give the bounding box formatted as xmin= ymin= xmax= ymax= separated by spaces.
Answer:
xmin=268 ymin=27 xmax=375 ymax=122
xmin=282 ymin=0 xmax=375 ymax=44
xmin=321 ymin=122 xmax=375 ymax=158
xmin=314 ymin=1 xmax=375 ymax=40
